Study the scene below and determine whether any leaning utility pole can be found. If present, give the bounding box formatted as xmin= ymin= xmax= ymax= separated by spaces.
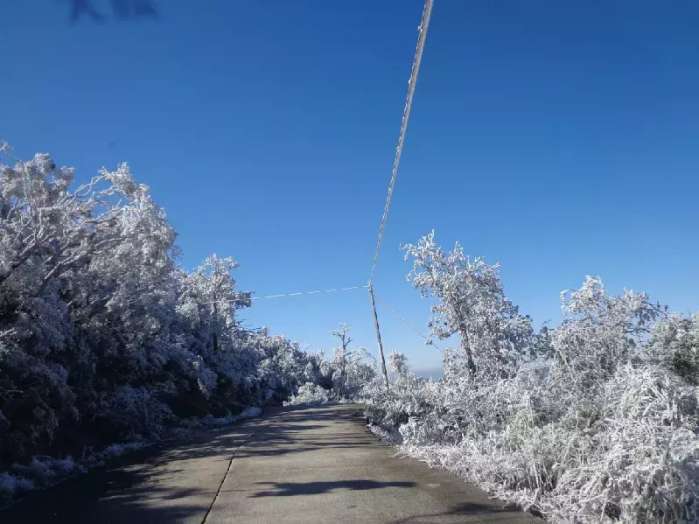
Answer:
xmin=368 ymin=283 xmax=390 ymax=390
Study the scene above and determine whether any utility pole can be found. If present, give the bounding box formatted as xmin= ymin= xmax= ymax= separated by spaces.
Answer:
xmin=368 ymin=283 xmax=390 ymax=390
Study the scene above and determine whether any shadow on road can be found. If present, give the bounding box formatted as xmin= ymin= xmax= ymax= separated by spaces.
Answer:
xmin=389 ymin=502 xmax=516 ymax=524
xmin=0 ymin=404 xmax=374 ymax=523
xmin=252 ymin=479 xmax=416 ymax=497
xmin=0 ymin=445 xmax=209 ymax=522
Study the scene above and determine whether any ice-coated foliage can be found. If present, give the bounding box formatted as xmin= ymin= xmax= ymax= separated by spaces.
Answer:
xmin=647 ymin=313 xmax=699 ymax=385
xmin=0 ymin=150 xmax=324 ymax=475
xmin=284 ymin=382 xmax=331 ymax=407
xmin=552 ymin=276 xmax=663 ymax=392
xmin=286 ymin=325 xmax=376 ymax=406
xmin=328 ymin=324 xmax=375 ymax=399
xmin=403 ymin=231 xmax=533 ymax=380
xmin=364 ymin=233 xmax=699 ymax=523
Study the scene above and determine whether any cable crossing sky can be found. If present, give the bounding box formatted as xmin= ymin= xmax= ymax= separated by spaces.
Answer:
xmin=250 ymin=285 xmax=368 ymax=301
xmin=367 ymin=0 xmax=433 ymax=286
xmin=228 ymin=1 xmax=436 ymax=383
xmin=247 ymin=0 xmax=434 ymax=305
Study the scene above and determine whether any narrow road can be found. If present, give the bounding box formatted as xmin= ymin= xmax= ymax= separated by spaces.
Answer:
xmin=2 ymin=404 xmax=538 ymax=523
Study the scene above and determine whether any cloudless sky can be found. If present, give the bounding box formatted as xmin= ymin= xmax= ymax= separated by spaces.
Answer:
xmin=2 ymin=1 xmax=698 ymax=371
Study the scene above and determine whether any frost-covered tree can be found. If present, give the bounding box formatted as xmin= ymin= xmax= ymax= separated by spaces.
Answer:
xmin=0 ymin=155 xmax=182 ymax=459
xmin=178 ymin=255 xmax=250 ymax=353
xmin=326 ymin=324 xmax=375 ymax=399
xmin=403 ymin=231 xmax=532 ymax=379
xmin=388 ymin=352 xmax=409 ymax=378
xmin=0 ymin=147 xmax=322 ymax=474
xmin=331 ymin=324 xmax=352 ymax=396
xmin=0 ymin=156 xmax=141 ymax=294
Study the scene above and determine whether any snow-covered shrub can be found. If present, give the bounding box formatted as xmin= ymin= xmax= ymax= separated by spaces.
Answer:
xmin=90 ymin=442 xmax=147 ymax=464
xmin=648 ymin=314 xmax=699 ymax=385
xmin=10 ymin=456 xmax=83 ymax=487
xmin=0 ymin=348 xmax=76 ymax=464
xmin=363 ymin=356 xmax=445 ymax=442
xmin=281 ymin=324 xmax=376 ymax=406
xmin=102 ymin=386 xmax=174 ymax=439
xmin=0 ymin=441 xmax=152 ymax=506
xmin=324 ymin=324 xmax=376 ymax=400
xmin=551 ymin=276 xmax=663 ymax=393
xmin=0 ymin=455 xmax=84 ymax=506
xmin=284 ymin=382 xmax=330 ymax=406
xmin=539 ymin=363 xmax=698 ymax=522
xmin=403 ymin=362 xmax=698 ymax=522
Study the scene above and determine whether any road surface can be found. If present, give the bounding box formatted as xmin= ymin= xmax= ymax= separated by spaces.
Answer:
xmin=2 ymin=404 xmax=539 ymax=523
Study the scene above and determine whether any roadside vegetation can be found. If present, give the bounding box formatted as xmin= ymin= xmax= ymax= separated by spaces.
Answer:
xmin=2 ymin=149 xmax=696 ymax=521
xmin=362 ymin=231 xmax=698 ymax=523
xmin=0 ymin=149 xmax=372 ymax=503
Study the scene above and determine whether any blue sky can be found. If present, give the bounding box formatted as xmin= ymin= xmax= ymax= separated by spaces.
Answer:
xmin=2 ymin=1 xmax=698 ymax=371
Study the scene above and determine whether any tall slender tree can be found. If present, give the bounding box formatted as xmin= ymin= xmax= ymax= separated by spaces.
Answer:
xmin=403 ymin=231 xmax=533 ymax=380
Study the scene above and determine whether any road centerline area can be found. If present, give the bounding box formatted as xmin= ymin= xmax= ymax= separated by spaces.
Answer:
xmin=201 ymin=430 xmax=256 ymax=524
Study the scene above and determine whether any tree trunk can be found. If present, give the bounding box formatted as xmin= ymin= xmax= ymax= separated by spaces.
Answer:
xmin=459 ymin=325 xmax=476 ymax=376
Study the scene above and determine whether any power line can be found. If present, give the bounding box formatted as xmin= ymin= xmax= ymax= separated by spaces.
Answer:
xmin=366 ymin=0 xmax=434 ymax=389
xmin=368 ymin=0 xmax=434 ymax=285
xmin=251 ymin=284 xmax=368 ymax=301
xmin=374 ymin=295 xmax=444 ymax=351
xmin=195 ymin=284 xmax=369 ymax=306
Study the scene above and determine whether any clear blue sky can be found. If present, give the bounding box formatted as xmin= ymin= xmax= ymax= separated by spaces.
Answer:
xmin=3 ymin=1 xmax=698 ymax=371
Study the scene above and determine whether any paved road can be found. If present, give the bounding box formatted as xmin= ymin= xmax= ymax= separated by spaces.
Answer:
xmin=2 ymin=404 xmax=539 ymax=523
